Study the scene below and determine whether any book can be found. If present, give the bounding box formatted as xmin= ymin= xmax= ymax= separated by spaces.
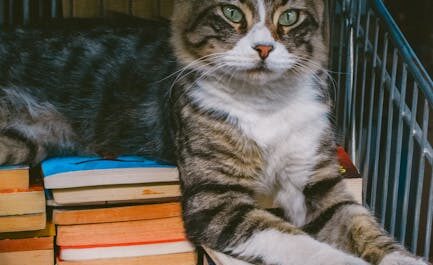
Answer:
xmin=0 ymin=165 xmax=29 ymax=190
xmin=0 ymin=212 xmax=46 ymax=233
xmin=337 ymin=146 xmax=361 ymax=179
xmin=336 ymin=146 xmax=363 ymax=203
xmin=57 ymin=217 xmax=186 ymax=247
xmin=59 ymin=241 xmax=195 ymax=261
xmin=0 ymin=249 xmax=54 ymax=265
xmin=344 ymin=178 xmax=363 ymax=204
xmin=51 ymin=183 xmax=180 ymax=205
xmin=0 ymin=220 xmax=55 ymax=240
xmin=42 ymin=156 xmax=178 ymax=189
xmin=0 ymin=186 xmax=45 ymax=216
xmin=0 ymin=221 xmax=55 ymax=252
xmin=56 ymin=252 xmax=197 ymax=265
xmin=0 ymin=237 xmax=54 ymax=252
xmin=53 ymin=202 xmax=181 ymax=225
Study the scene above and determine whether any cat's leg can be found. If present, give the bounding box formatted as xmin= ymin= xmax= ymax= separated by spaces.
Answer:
xmin=177 ymin=116 xmax=369 ymax=265
xmin=181 ymin=173 xmax=369 ymax=265
xmin=299 ymin=171 xmax=428 ymax=265
xmin=0 ymin=87 xmax=75 ymax=165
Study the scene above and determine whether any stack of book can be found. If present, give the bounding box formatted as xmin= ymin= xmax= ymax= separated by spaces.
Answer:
xmin=0 ymin=166 xmax=53 ymax=265
xmin=54 ymin=203 xmax=195 ymax=265
xmin=0 ymin=223 xmax=56 ymax=265
xmin=40 ymin=156 xmax=196 ymax=265
xmin=42 ymin=156 xmax=180 ymax=206
xmin=0 ymin=166 xmax=46 ymax=232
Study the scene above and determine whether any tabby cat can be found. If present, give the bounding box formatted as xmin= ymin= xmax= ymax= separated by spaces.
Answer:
xmin=0 ymin=0 xmax=428 ymax=264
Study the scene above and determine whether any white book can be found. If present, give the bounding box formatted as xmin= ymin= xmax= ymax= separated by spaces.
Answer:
xmin=52 ymin=183 xmax=181 ymax=205
xmin=60 ymin=241 xmax=195 ymax=261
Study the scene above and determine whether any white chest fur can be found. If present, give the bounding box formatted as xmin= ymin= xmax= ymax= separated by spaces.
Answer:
xmin=191 ymin=78 xmax=330 ymax=226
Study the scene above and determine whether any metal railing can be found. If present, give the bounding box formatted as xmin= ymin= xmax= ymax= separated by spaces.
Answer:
xmin=0 ymin=0 xmax=62 ymax=28
xmin=330 ymin=0 xmax=433 ymax=260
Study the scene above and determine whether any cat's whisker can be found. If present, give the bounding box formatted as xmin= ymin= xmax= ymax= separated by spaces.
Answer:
xmin=291 ymin=55 xmax=337 ymax=78
xmin=225 ymin=66 xmax=239 ymax=85
xmin=155 ymin=53 xmax=227 ymax=84
xmin=290 ymin=63 xmax=336 ymax=105
xmin=172 ymin=54 xmax=228 ymax=84
xmin=292 ymin=57 xmax=345 ymax=99
xmin=190 ymin=63 xmax=228 ymax=87
xmin=172 ymin=60 xmax=216 ymax=84
xmin=296 ymin=56 xmax=334 ymax=85
xmin=293 ymin=54 xmax=349 ymax=75
xmin=168 ymin=58 xmax=226 ymax=99
xmin=216 ymin=66 xmax=234 ymax=84
xmin=172 ymin=63 xmax=228 ymax=105
xmin=291 ymin=64 xmax=328 ymax=87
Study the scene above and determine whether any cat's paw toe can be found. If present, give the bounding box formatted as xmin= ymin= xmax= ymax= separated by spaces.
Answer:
xmin=379 ymin=252 xmax=429 ymax=265
xmin=312 ymin=248 xmax=370 ymax=265
xmin=339 ymin=256 xmax=370 ymax=265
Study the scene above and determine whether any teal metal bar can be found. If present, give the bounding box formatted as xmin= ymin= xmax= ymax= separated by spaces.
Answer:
xmin=0 ymin=0 xmax=3 ymax=26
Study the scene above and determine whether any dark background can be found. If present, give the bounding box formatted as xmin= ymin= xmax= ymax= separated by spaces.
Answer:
xmin=384 ymin=0 xmax=433 ymax=77
xmin=1 ymin=0 xmax=432 ymax=78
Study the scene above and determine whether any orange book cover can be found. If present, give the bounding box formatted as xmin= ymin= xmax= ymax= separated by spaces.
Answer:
xmin=0 ymin=186 xmax=45 ymax=217
xmin=0 ymin=166 xmax=29 ymax=190
xmin=0 ymin=212 xmax=47 ymax=233
xmin=0 ymin=186 xmax=43 ymax=193
xmin=57 ymin=217 xmax=187 ymax=247
xmin=0 ymin=237 xmax=54 ymax=253
xmin=0 ymin=221 xmax=55 ymax=240
xmin=53 ymin=202 xmax=181 ymax=225
xmin=0 ymin=249 xmax=54 ymax=265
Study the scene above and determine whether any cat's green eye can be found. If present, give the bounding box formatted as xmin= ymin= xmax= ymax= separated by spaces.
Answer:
xmin=278 ymin=10 xmax=299 ymax=26
xmin=222 ymin=5 xmax=244 ymax=23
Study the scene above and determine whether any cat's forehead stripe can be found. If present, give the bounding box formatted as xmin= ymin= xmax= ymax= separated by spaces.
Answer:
xmin=257 ymin=0 xmax=266 ymax=23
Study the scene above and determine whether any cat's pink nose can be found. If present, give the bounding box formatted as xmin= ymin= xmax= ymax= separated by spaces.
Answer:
xmin=254 ymin=45 xmax=274 ymax=60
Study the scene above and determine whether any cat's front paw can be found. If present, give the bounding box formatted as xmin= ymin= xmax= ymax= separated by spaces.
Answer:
xmin=379 ymin=252 xmax=429 ymax=265
xmin=310 ymin=248 xmax=370 ymax=265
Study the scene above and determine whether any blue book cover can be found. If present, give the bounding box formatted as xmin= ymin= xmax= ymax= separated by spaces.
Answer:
xmin=41 ymin=156 xmax=178 ymax=189
xmin=42 ymin=156 xmax=174 ymax=177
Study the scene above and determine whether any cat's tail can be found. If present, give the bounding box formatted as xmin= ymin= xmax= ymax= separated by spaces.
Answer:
xmin=0 ymin=87 xmax=75 ymax=165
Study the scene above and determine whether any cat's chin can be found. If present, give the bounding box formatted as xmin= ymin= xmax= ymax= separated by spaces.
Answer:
xmin=205 ymin=64 xmax=289 ymax=85
xmin=238 ymin=69 xmax=286 ymax=85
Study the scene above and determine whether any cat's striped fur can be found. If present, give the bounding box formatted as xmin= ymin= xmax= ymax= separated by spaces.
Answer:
xmin=0 ymin=0 xmax=428 ymax=264
xmin=171 ymin=1 xmax=426 ymax=264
